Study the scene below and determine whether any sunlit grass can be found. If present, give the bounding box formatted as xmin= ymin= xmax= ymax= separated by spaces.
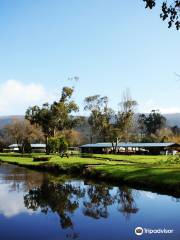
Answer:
xmin=0 ymin=153 xmax=180 ymax=191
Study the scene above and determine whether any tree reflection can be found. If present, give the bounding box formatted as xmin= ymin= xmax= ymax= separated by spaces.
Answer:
xmin=1 ymin=164 xmax=44 ymax=192
xmin=117 ymin=186 xmax=139 ymax=219
xmin=23 ymin=178 xmax=139 ymax=238
xmin=24 ymin=178 xmax=85 ymax=229
xmin=0 ymin=164 xmax=140 ymax=239
xmin=83 ymin=184 xmax=138 ymax=220
xmin=83 ymin=184 xmax=115 ymax=219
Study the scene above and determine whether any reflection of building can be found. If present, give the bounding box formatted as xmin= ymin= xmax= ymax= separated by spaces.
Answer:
xmin=80 ymin=142 xmax=180 ymax=155
xmin=9 ymin=144 xmax=46 ymax=153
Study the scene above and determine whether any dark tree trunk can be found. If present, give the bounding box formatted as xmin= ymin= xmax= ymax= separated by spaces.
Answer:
xmin=45 ymin=136 xmax=49 ymax=155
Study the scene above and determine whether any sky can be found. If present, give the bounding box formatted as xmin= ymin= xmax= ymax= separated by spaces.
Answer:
xmin=0 ymin=0 xmax=179 ymax=115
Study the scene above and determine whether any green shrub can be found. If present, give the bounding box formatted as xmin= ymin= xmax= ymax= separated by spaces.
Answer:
xmin=48 ymin=136 xmax=68 ymax=154
xmin=164 ymin=156 xmax=180 ymax=164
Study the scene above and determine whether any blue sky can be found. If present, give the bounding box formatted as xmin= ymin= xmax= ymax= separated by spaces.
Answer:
xmin=0 ymin=0 xmax=179 ymax=115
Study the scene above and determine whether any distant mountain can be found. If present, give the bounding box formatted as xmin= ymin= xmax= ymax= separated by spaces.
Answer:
xmin=0 ymin=113 xmax=179 ymax=131
xmin=0 ymin=116 xmax=24 ymax=128
xmin=164 ymin=113 xmax=180 ymax=127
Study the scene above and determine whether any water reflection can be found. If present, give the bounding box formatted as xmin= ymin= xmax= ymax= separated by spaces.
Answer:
xmin=24 ymin=178 xmax=85 ymax=229
xmin=0 ymin=163 xmax=180 ymax=240
xmin=117 ymin=186 xmax=139 ymax=218
xmin=0 ymin=163 xmax=139 ymax=231
xmin=0 ymin=164 xmax=43 ymax=217
xmin=0 ymin=184 xmax=33 ymax=217
xmin=0 ymin=163 xmax=44 ymax=192
xmin=24 ymin=177 xmax=139 ymax=231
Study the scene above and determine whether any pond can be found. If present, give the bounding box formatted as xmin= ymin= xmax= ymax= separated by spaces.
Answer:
xmin=0 ymin=163 xmax=179 ymax=240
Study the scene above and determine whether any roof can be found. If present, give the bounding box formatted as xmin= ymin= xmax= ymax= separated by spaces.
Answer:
xmin=80 ymin=142 xmax=180 ymax=148
xmin=31 ymin=144 xmax=46 ymax=148
xmin=9 ymin=144 xmax=46 ymax=148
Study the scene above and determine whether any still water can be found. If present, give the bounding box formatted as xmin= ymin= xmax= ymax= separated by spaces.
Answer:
xmin=0 ymin=163 xmax=180 ymax=240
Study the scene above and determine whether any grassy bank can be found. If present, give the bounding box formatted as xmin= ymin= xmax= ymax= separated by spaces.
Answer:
xmin=0 ymin=153 xmax=180 ymax=197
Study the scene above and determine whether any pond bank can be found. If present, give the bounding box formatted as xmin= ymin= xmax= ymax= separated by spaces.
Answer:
xmin=0 ymin=153 xmax=180 ymax=198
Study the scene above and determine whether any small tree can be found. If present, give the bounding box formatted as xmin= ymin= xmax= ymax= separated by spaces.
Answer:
xmin=48 ymin=137 xmax=57 ymax=153
xmin=48 ymin=137 xmax=68 ymax=154
xmin=58 ymin=137 xmax=68 ymax=153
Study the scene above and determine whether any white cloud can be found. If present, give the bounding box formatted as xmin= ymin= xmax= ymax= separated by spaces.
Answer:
xmin=141 ymin=191 xmax=157 ymax=199
xmin=155 ymin=107 xmax=180 ymax=114
xmin=141 ymin=99 xmax=180 ymax=114
xmin=0 ymin=80 xmax=55 ymax=115
xmin=0 ymin=184 xmax=33 ymax=218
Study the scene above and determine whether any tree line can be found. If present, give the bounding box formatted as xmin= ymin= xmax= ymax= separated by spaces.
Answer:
xmin=0 ymin=86 xmax=180 ymax=154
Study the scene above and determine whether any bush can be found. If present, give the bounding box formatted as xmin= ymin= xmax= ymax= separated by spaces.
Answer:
xmin=164 ymin=156 xmax=180 ymax=164
xmin=48 ymin=136 xmax=68 ymax=154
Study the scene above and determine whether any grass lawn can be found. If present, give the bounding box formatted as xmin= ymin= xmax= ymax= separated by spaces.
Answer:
xmin=0 ymin=152 xmax=180 ymax=196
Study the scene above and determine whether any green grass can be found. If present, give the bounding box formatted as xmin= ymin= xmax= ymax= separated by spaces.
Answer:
xmin=92 ymin=153 xmax=174 ymax=164
xmin=0 ymin=152 xmax=180 ymax=196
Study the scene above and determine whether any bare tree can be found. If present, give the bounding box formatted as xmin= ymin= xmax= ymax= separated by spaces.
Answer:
xmin=117 ymin=89 xmax=138 ymax=143
xmin=5 ymin=119 xmax=44 ymax=154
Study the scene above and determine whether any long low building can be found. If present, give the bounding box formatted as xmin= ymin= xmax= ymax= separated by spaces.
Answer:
xmin=80 ymin=142 xmax=180 ymax=155
xmin=9 ymin=144 xmax=46 ymax=153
